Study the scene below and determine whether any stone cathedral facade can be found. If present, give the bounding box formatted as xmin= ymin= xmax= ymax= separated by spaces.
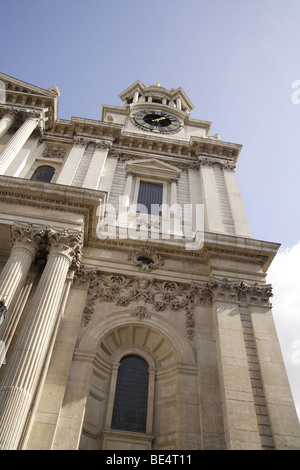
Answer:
xmin=0 ymin=72 xmax=299 ymax=450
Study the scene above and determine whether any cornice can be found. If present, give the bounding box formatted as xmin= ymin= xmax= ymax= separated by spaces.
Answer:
xmin=41 ymin=122 xmax=240 ymax=163
xmin=203 ymin=232 xmax=280 ymax=271
xmin=84 ymin=230 xmax=279 ymax=272
xmin=32 ymin=114 xmax=241 ymax=164
xmin=47 ymin=117 xmax=122 ymax=140
xmin=0 ymin=176 xmax=107 ymax=243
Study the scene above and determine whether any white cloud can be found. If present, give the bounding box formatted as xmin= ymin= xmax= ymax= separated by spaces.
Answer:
xmin=267 ymin=241 xmax=300 ymax=421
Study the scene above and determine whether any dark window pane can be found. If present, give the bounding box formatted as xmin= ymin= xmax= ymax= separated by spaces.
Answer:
xmin=31 ymin=165 xmax=55 ymax=182
xmin=137 ymin=182 xmax=163 ymax=215
xmin=138 ymin=257 xmax=153 ymax=265
xmin=111 ymin=355 xmax=149 ymax=433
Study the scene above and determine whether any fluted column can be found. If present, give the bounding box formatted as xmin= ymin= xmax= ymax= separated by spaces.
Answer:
xmin=0 ymin=111 xmax=44 ymax=174
xmin=0 ymin=111 xmax=16 ymax=139
xmin=0 ymin=223 xmax=44 ymax=315
xmin=0 ymin=228 xmax=82 ymax=450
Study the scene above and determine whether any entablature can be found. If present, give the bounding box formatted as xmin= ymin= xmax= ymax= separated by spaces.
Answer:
xmin=0 ymin=175 xmax=107 ymax=245
xmin=38 ymin=121 xmax=241 ymax=167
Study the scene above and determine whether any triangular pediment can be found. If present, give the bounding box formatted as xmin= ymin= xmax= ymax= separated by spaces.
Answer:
xmin=125 ymin=158 xmax=181 ymax=180
xmin=0 ymin=73 xmax=59 ymax=126
xmin=0 ymin=72 xmax=60 ymax=98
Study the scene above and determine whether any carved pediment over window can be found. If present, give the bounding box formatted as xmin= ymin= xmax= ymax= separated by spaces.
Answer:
xmin=125 ymin=158 xmax=181 ymax=181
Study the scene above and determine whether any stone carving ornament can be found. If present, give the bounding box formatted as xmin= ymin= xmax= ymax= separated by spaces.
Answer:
xmin=210 ymin=278 xmax=273 ymax=305
xmin=10 ymin=222 xmax=82 ymax=269
xmin=130 ymin=247 xmax=164 ymax=271
xmin=76 ymin=270 xmax=197 ymax=339
xmin=75 ymin=268 xmax=273 ymax=341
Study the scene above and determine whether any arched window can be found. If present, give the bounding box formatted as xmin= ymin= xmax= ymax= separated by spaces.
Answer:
xmin=31 ymin=165 xmax=55 ymax=182
xmin=111 ymin=355 xmax=149 ymax=433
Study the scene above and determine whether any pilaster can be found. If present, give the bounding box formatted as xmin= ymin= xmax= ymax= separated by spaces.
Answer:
xmin=55 ymin=137 xmax=86 ymax=185
xmin=223 ymin=167 xmax=251 ymax=237
xmin=199 ymin=160 xmax=223 ymax=233
xmin=211 ymin=279 xmax=266 ymax=449
xmin=249 ymin=303 xmax=300 ymax=449
xmin=82 ymin=140 xmax=112 ymax=190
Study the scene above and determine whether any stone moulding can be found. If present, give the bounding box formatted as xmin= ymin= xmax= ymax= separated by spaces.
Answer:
xmin=74 ymin=269 xmax=273 ymax=341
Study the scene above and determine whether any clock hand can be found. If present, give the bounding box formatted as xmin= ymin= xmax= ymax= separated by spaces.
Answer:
xmin=153 ymin=116 xmax=167 ymax=122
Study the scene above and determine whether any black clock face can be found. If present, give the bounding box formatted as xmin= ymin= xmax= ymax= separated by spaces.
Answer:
xmin=133 ymin=109 xmax=181 ymax=133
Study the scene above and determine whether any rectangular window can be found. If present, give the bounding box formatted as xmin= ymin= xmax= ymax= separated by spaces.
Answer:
xmin=137 ymin=182 xmax=163 ymax=216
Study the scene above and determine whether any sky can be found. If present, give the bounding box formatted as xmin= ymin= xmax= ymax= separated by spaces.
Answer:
xmin=1 ymin=0 xmax=300 ymax=422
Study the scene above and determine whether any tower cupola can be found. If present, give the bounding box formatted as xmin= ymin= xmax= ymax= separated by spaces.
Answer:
xmin=119 ymin=80 xmax=194 ymax=114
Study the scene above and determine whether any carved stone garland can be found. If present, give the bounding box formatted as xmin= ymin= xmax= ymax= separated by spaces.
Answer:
xmin=75 ymin=270 xmax=198 ymax=340
xmin=74 ymin=270 xmax=273 ymax=342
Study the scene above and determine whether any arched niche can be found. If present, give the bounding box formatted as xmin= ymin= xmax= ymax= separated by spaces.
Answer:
xmin=78 ymin=309 xmax=196 ymax=367
xmin=77 ymin=311 xmax=198 ymax=450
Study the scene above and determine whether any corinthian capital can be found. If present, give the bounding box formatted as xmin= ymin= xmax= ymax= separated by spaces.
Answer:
xmin=210 ymin=278 xmax=273 ymax=306
xmin=11 ymin=222 xmax=46 ymax=257
xmin=47 ymin=227 xmax=83 ymax=270
xmin=95 ymin=139 xmax=113 ymax=149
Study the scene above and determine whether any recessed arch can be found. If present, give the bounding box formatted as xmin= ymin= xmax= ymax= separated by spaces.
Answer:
xmin=78 ymin=310 xmax=195 ymax=367
xmin=78 ymin=310 xmax=198 ymax=449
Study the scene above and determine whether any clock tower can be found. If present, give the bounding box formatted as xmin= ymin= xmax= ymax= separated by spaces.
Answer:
xmin=0 ymin=74 xmax=299 ymax=451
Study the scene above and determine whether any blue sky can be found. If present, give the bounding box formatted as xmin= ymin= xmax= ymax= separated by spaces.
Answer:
xmin=1 ymin=0 xmax=300 ymax=421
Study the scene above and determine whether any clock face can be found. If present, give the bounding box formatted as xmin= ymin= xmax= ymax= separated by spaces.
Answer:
xmin=133 ymin=109 xmax=182 ymax=133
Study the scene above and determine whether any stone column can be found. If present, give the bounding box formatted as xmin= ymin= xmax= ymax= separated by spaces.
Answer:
xmin=0 ymin=228 xmax=82 ymax=450
xmin=0 ymin=223 xmax=44 ymax=314
xmin=0 ymin=110 xmax=16 ymax=139
xmin=0 ymin=111 xmax=43 ymax=175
